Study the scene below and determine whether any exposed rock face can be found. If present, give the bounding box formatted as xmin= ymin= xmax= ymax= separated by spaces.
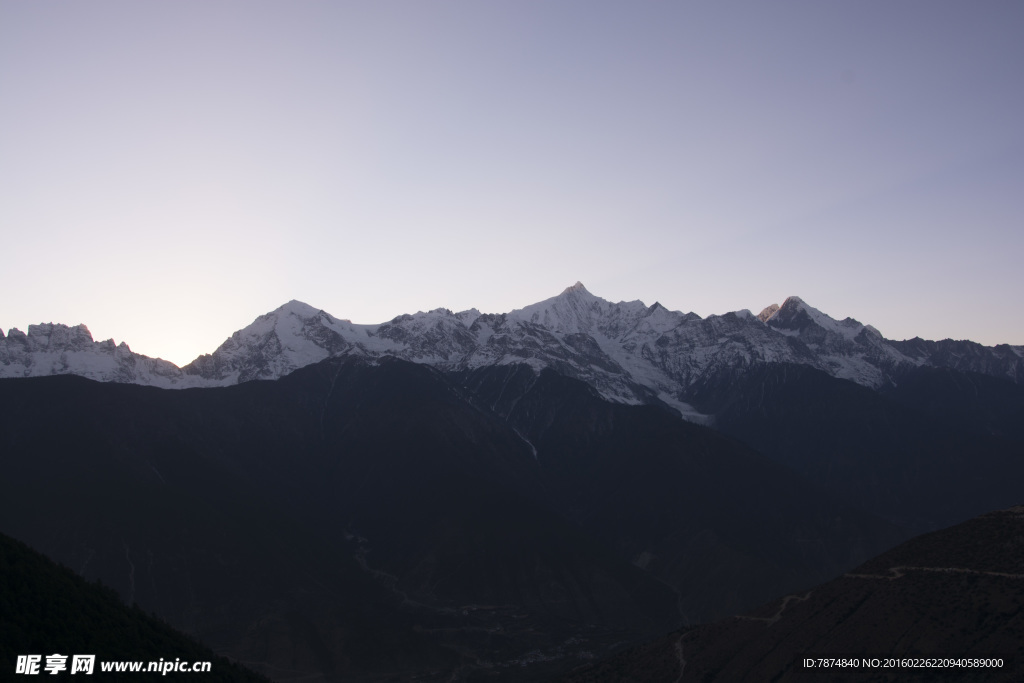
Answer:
xmin=756 ymin=303 xmax=780 ymax=323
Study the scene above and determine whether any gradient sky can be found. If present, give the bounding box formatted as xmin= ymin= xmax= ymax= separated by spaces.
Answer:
xmin=2 ymin=1 xmax=1022 ymax=366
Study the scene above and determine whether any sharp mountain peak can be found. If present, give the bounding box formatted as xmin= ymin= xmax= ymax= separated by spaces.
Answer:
xmin=561 ymin=280 xmax=591 ymax=296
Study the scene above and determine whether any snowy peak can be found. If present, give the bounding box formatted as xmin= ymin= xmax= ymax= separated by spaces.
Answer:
xmin=1 ymin=322 xmax=127 ymax=358
xmin=767 ymin=296 xmax=870 ymax=342
xmin=275 ymin=299 xmax=322 ymax=317
xmin=183 ymin=297 xmax=485 ymax=384
xmin=509 ymin=282 xmax=607 ymax=334
xmin=751 ymin=295 xmax=916 ymax=386
xmin=15 ymin=323 xmax=98 ymax=352
xmin=505 ymin=281 xmax=692 ymax=343
xmin=631 ymin=300 xmax=692 ymax=335
xmin=0 ymin=322 xmax=192 ymax=387
xmin=765 ymin=296 xmax=816 ymax=331
xmin=183 ymin=300 xmax=361 ymax=383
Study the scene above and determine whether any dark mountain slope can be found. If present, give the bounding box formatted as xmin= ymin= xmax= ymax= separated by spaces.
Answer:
xmin=883 ymin=365 xmax=1024 ymax=441
xmin=558 ymin=505 xmax=1024 ymax=682
xmin=0 ymin=359 xmax=683 ymax=681
xmin=453 ymin=366 xmax=902 ymax=624
xmin=2 ymin=356 xmax=907 ymax=680
xmin=688 ymin=363 xmax=1024 ymax=533
xmin=0 ymin=372 xmax=462 ymax=681
xmin=0 ymin=532 xmax=272 ymax=682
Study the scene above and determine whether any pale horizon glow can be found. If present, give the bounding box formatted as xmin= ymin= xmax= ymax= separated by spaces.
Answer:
xmin=2 ymin=1 xmax=1022 ymax=366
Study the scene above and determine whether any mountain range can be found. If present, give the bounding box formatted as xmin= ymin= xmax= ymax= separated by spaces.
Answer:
xmin=3 ymin=283 xmax=1022 ymax=423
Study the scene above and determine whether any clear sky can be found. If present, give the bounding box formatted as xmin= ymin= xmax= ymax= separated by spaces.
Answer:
xmin=2 ymin=1 xmax=1022 ymax=366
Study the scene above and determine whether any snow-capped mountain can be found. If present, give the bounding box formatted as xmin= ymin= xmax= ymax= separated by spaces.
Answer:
xmin=3 ymin=283 xmax=1022 ymax=419
xmin=0 ymin=323 xmax=201 ymax=388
